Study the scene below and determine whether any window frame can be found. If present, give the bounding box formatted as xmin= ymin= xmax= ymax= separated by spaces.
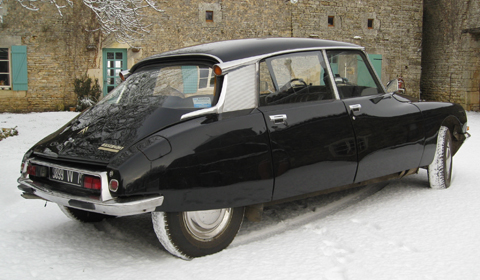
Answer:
xmin=205 ymin=10 xmax=214 ymax=22
xmin=325 ymin=49 xmax=385 ymax=99
xmin=328 ymin=16 xmax=335 ymax=27
xmin=367 ymin=18 xmax=374 ymax=29
xmin=258 ymin=51 xmax=336 ymax=106
xmin=0 ymin=47 xmax=11 ymax=90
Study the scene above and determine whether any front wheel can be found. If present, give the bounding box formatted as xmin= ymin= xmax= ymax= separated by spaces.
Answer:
xmin=151 ymin=207 xmax=244 ymax=259
xmin=428 ymin=126 xmax=453 ymax=189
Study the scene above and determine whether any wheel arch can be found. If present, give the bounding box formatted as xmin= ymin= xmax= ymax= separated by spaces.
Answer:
xmin=440 ymin=115 xmax=466 ymax=156
xmin=415 ymin=101 xmax=467 ymax=167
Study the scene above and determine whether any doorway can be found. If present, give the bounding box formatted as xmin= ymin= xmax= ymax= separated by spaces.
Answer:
xmin=102 ymin=48 xmax=127 ymax=96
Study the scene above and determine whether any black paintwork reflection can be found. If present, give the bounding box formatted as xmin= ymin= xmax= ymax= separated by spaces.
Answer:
xmin=126 ymin=110 xmax=275 ymax=211
xmin=342 ymin=94 xmax=425 ymax=182
xmin=414 ymin=101 xmax=467 ymax=166
xmin=259 ymin=100 xmax=358 ymax=201
xmin=31 ymin=68 xmax=199 ymax=164
xmin=32 ymin=104 xmax=188 ymax=164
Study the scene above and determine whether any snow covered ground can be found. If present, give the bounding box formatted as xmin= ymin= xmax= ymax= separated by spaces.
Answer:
xmin=0 ymin=111 xmax=479 ymax=280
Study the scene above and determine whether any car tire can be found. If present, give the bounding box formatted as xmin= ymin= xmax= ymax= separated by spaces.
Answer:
xmin=428 ymin=126 xmax=453 ymax=189
xmin=59 ymin=206 xmax=114 ymax=223
xmin=151 ymin=207 xmax=244 ymax=259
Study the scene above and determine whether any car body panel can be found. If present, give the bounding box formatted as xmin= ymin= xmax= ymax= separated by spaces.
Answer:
xmin=342 ymin=94 xmax=425 ymax=182
xmin=148 ymin=109 xmax=274 ymax=211
xmin=18 ymin=38 xmax=468 ymax=216
xmin=258 ymin=100 xmax=358 ymax=201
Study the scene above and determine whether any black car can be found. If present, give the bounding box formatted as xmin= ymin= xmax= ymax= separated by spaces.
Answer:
xmin=18 ymin=38 xmax=469 ymax=259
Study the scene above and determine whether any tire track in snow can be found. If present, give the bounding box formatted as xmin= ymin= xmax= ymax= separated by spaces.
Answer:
xmin=231 ymin=182 xmax=388 ymax=247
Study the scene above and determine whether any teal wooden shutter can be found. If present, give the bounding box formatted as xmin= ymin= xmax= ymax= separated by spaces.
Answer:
xmin=369 ymin=54 xmax=382 ymax=80
xmin=11 ymin=46 xmax=28 ymax=91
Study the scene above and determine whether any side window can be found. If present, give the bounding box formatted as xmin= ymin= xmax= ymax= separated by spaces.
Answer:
xmin=326 ymin=50 xmax=383 ymax=99
xmin=259 ymin=51 xmax=334 ymax=106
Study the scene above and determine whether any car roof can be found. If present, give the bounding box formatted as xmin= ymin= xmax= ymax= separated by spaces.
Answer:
xmin=133 ymin=38 xmax=362 ymax=70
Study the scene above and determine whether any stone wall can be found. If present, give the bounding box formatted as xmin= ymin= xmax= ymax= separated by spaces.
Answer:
xmin=292 ymin=0 xmax=423 ymax=97
xmin=0 ymin=0 xmax=424 ymax=112
xmin=422 ymin=0 xmax=480 ymax=110
xmin=0 ymin=0 xmax=101 ymax=112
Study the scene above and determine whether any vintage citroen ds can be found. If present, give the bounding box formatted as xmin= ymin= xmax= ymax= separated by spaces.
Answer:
xmin=18 ymin=38 xmax=469 ymax=259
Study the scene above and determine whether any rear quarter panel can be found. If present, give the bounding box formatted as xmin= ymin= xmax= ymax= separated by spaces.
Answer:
xmin=145 ymin=109 xmax=274 ymax=212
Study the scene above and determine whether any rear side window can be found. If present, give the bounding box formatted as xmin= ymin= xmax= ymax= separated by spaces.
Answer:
xmin=99 ymin=64 xmax=218 ymax=109
xmin=259 ymin=51 xmax=334 ymax=106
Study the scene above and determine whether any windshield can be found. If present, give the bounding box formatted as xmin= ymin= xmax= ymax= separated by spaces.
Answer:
xmin=98 ymin=64 xmax=218 ymax=109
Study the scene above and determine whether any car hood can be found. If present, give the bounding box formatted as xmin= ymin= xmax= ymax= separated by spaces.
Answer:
xmin=31 ymin=104 xmax=192 ymax=165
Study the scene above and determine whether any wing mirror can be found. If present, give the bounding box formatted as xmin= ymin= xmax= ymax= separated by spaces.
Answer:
xmin=386 ymin=77 xmax=405 ymax=94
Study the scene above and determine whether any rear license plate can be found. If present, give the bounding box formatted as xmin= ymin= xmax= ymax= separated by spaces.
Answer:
xmin=50 ymin=167 xmax=82 ymax=186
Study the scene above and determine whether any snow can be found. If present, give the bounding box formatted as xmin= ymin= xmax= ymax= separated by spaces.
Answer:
xmin=1 ymin=111 xmax=479 ymax=280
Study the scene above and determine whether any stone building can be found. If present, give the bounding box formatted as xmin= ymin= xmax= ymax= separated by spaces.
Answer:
xmin=0 ymin=0 xmax=424 ymax=112
xmin=421 ymin=0 xmax=480 ymax=111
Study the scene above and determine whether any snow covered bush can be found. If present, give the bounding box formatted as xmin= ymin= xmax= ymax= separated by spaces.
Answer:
xmin=0 ymin=127 xmax=18 ymax=141
xmin=73 ymin=75 xmax=101 ymax=111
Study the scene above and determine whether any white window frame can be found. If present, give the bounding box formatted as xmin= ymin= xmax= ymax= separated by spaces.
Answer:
xmin=0 ymin=47 xmax=11 ymax=90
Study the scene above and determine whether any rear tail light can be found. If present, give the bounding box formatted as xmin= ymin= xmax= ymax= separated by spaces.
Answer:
xmin=26 ymin=164 xmax=47 ymax=177
xmin=83 ymin=175 xmax=102 ymax=190
xmin=27 ymin=164 xmax=36 ymax=176
xmin=109 ymin=179 xmax=119 ymax=192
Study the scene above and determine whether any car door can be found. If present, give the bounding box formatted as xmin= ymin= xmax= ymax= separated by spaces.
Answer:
xmin=326 ymin=50 xmax=425 ymax=183
xmin=257 ymin=51 xmax=358 ymax=201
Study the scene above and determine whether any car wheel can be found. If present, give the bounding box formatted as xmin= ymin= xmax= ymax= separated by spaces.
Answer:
xmin=428 ymin=126 xmax=453 ymax=189
xmin=151 ymin=207 xmax=244 ymax=259
xmin=59 ymin=206 xmax=114 ymax=223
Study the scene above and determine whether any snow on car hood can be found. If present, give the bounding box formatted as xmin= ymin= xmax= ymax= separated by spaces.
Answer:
xmin=31 ymin=104 xmax=191 ymax=164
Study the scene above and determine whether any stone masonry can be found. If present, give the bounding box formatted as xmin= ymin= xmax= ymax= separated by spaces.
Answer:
xmin=422 ymin=0 xmax=480 ymax=111
xmin=0 ymin=0 xmax=425 ymax=112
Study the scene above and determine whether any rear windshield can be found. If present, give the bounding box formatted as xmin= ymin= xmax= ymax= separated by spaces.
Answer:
xmin=98 ymin=64 xmax=218 ymax=109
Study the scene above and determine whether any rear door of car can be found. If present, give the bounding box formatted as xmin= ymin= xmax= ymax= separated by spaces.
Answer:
xmin=326 ymin=50 xmax=425 ymax=183
xmin=257 ymin=51 xmax=358 ymax=201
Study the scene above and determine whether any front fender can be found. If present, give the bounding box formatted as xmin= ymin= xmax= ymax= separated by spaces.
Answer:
xmin=415 ymin=102 xmax=467 ymax=167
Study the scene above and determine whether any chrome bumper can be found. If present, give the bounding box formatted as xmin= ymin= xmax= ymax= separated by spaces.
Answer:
xmin=17 ymin=177 xmax=164 ymax=217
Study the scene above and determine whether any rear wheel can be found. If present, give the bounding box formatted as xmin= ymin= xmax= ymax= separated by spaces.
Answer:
xmin=428 ymin=126 xmax=453 ymax=189
xmin=151 ymin=207 xmax=244 ymax=259
xmin=59 ymin=206 xmax=114 ymax=223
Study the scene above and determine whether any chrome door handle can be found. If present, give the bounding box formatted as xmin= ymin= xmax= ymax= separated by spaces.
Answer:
xmin=349 ymin=104 xmax=362 ymax=112
xmin=269 ymin=114 xmax=288 ymax=125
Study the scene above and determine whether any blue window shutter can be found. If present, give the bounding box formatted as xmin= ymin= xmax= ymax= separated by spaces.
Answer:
xmin=11 ymin=46 xmax=28 ymax=91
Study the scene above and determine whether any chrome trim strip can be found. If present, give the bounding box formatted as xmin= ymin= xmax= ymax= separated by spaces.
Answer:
xmin=26 ymin=158 xmax=114 ymax=202
xmin=28 ymin=158 xmax=100 ymax=177
xmin=180 ymin=46 xmax=364 ymax=120
xmin=362 ymin=50 xmax=387 ymax=94
xmin=216 ymin=46 xmax=363 ymax=75
xmin=180 ymin=74 xmax=229 ymax=120
xmin=322 ymin=49 xmax=341 ymax=100
xmin=17 ymin=177 xmax=164 ymax=217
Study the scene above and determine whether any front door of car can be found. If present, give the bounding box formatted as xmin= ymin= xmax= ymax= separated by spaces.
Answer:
xmin=257 ymin=51 xmax=358 ymax=201
xmin=326 ymin=50 xmax=425 ymax=183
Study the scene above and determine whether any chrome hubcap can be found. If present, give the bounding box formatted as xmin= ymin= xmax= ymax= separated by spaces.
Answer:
xmin=183 ymin=208 xmax=232 ymax=241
